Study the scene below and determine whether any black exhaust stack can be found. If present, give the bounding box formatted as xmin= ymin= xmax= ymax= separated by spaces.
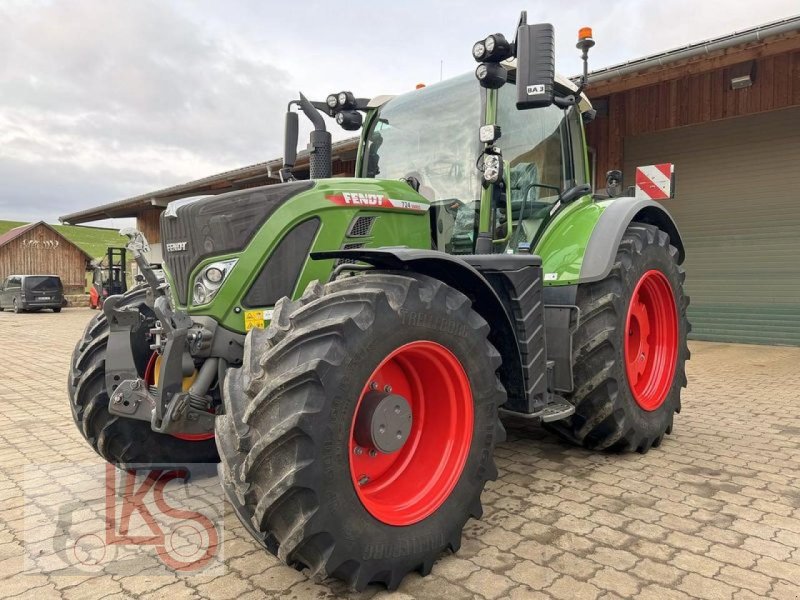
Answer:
xmin=299 ymin=92 xmax=332 ymax=180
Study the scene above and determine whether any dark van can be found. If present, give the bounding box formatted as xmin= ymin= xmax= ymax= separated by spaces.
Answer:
xmin=0 ymin=275 xmax=64 ymax=313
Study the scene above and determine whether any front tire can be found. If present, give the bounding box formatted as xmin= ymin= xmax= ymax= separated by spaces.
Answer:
xmin=216 ymin=273 xmax=506 ymax=590
xmin=68 ymin=287 xmax=218 ymax=465
xmin=546 ymin=222 xmax=690 ymax=453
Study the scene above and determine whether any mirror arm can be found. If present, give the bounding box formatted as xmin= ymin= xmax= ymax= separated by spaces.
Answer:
xmin=559 ymin=183 xmax=592 ymax=204
xmin=553 ymin=95 xmax=576 ymax=109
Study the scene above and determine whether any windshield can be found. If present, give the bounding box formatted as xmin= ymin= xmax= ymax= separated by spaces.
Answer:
xmin=363 ymin=73 xmax=482 ymax=253
xmin=25 ymin=276 xmax=62 ymax=291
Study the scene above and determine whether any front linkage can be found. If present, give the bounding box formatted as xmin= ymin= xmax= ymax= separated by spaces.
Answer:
xmin=103 ymin=230 xmax=219 ymax=440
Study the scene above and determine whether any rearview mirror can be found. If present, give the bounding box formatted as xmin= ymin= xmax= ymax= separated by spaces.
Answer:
xmin=516 ymin=23 xmax=555 ymax=109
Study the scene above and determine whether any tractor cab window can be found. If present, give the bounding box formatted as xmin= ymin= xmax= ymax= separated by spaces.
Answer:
xmin=497 ymin=85 xmax=586 ymax=250
xmin=363 ymin=73 xmax=482 ymax=254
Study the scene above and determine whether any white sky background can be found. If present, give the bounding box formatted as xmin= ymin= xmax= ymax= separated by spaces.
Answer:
xmin=0 ymin=0 xmax=796 ymax=227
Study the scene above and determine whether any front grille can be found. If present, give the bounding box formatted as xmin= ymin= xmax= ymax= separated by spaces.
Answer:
xmin=161 ymin=181 xmax=313 ymax=304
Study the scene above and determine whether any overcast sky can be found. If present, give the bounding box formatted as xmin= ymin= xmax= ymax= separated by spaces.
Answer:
xmin=0 ymin=0 xmax=797 ymax=226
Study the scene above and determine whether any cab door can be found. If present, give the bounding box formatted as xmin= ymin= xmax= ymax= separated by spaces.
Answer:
xmin=0 ymin=278 xmax=8 ymax=308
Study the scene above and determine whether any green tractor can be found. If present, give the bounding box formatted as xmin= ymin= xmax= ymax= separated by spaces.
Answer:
xmin=68 ymin=14 xmax=689 ymax=590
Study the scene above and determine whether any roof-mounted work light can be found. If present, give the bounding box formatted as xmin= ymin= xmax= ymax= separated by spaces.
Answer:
xmin=472 ymin=33 xmax=513 ymax=63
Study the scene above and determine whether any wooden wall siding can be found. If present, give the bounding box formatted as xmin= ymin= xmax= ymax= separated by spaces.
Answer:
xmin=585 ymin=50 xmax=800 ymax=188
xmin=137 ymin=206 xmax=163 ymax=245
xmin=0 ymin=224 xmax=89 ymax=293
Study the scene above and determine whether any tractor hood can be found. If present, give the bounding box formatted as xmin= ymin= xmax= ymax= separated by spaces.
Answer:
xmin=160 ymin=180 xmax=314 ymax=305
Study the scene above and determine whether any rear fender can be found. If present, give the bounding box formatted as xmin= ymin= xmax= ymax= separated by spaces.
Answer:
xmin=311 ymin=248 xmax=527 ymax=408
xmin=535 ymin=196 xmax=685 ymax=285
xmin=580 ymin=198 xmax=685 ymax=283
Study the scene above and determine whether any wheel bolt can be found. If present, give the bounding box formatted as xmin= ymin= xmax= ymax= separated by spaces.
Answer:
xmin=358 ymin=475 xmax=369 ymax=486
xmin=370 ymin=381 xmax=378 ymax=390
xmin=384 ymin=385 xmax=392 ymax=393
xmin=369 ymin=449 xmax=377 ymax=458
xmin=354 ymin=446 xmax=363 ymax=456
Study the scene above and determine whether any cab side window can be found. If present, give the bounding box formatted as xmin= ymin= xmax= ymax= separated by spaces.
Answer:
xmin=497 ymin=98 xmax=572 ymax=210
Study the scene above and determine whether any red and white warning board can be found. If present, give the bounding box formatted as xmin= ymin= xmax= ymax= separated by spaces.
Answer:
xmin=635 ymin=164 xmax=675 ymax=201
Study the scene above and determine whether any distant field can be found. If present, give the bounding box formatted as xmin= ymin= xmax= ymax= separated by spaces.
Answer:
xmin=0 ymin=220 xmax=128 ymax=260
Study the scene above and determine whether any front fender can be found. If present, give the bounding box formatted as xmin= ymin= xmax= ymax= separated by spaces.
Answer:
xmin=311 ymin=248 xmax=527 ymax=410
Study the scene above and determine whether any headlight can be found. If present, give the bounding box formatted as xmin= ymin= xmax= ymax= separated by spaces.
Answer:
xmin=484 ymin=35 xmax=496 ymax=53
xmin=205 ymin=266 xmax=224 ymax=284
xmin=192 ymin=258 xmax=237 ymax=306
xmin=326 ymin=94 xmax=338 ymax=108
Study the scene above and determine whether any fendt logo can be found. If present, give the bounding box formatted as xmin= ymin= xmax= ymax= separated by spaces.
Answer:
xmin=166 ymin=241 xmax=188 ymax=252
xmin=326 ymin=192 xmax=429 ymax=213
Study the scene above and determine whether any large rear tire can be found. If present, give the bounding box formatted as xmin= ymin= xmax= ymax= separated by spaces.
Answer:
xmin=68 ymin=287 xmax=218 ymax=466
xmin=545 ymin=222 xmax=690 ymax=453
xmin=216 ymin=273 xmax=506 ymax=590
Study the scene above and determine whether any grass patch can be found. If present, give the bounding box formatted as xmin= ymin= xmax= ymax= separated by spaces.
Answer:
xmin=0 ymin=220 xmax=128 ymax=260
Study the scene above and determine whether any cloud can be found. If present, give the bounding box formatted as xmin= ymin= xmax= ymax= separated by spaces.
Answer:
xmin=0 ymin=0 xmax=797 ymax=223
xmin=0 ymin=0 xmax=294 ymax=221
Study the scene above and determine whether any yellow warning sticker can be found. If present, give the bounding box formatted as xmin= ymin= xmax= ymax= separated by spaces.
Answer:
xmin=244 ymin=311 xmax=264 ymax=331
xmin=244 ymin=309 xmax=274 ymax=332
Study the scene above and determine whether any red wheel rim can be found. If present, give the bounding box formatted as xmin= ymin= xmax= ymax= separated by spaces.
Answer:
xmin=144 ymin=353 xmax=215 ymax=442
xmin=349 ymin=341 xmax=473 ymax=526
xmin=624 ymin=270 xmax=679 ymax=411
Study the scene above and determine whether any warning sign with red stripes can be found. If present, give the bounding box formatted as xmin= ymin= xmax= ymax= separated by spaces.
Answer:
xmin=635 ymin=164 xmax=675 ymax=201
xmin=326 ymin=192 xmax=429 ymax=213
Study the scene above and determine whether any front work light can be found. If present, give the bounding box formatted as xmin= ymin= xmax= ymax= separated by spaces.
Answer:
xmin=192 ymin=258 xmax=237 ymax=306
xmin=475 ymin=62 xmax=507 ymax=89
xmin=473 ymin=33 xmax=512 ymax=62
xmin=472 ymin=40 xmax=487 ymax=61
xmin=326 ymin=94 xmax=338 ymax=108
xmin=479 ymin=124 xmax=501 ymax=144
xmin=482 ymin=152 xmax=503 ymax=185
xmin=337 ymin=91 xmax=356 ymax=109
xmin=336 ymin=110 xmax=363 ymax=131
xmin=483 ymin=34 xmax=512 ymax=62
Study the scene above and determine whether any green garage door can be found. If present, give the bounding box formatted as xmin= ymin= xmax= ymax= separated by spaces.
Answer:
xmin=623 ymin=106 xmax=800 ymax=346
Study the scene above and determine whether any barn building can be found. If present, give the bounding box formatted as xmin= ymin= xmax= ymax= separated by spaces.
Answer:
xmin=0 ymin=221 xmax=92 ymax=294
xmin=61 ymin=16 xmax=800 ymax=345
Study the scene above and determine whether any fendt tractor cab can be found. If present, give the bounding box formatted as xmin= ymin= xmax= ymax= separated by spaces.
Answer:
xmin=69 ymin=13 xmax=689 ymax=590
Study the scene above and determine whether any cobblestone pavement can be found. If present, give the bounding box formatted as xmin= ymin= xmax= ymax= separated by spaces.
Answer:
xmin=1 ymin=308 xmax=800 ymax=600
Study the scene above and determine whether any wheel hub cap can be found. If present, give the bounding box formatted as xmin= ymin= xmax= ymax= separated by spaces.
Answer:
xmin=354 ymin=391 xmax=413 ymax=454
